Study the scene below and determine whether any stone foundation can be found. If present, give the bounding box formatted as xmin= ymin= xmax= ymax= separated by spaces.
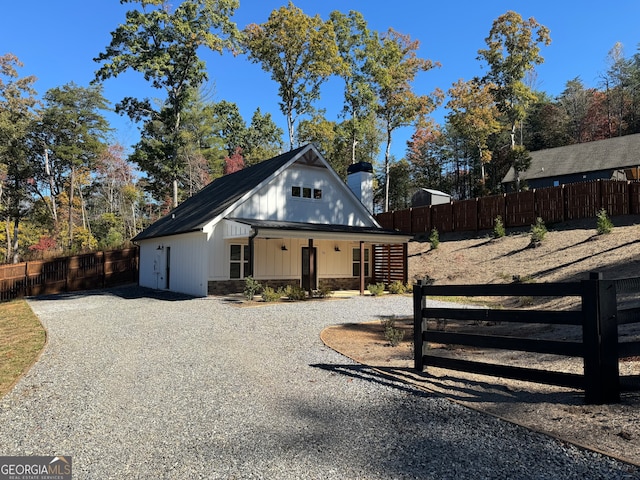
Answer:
xmin=208 ymin=277 xmax=372 ymax=296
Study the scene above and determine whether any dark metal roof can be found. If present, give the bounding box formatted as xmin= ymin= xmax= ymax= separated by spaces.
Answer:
xmin=230 ymin=218 xmax=411 ymax=238
xmin=132 ymin=145 xmax=310 ymax=241
xmin=502 ymin=133 xmax=640 ymax=183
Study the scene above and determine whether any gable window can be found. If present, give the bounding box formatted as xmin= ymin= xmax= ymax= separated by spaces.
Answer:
xmin=230 ymin=244 xmax=249 ymax=279
xmin=290 ymin=185 xmax=323 ymax=201
xmin=352 ymin=247 xmax=370 ymax=277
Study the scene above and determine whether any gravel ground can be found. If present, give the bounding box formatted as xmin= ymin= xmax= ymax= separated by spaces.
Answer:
xmin=0 ymin=285 xmax=638 ymax=479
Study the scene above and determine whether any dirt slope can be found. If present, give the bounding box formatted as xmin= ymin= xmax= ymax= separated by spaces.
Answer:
xmin=323 ymin=214 xmax=640 ymax=466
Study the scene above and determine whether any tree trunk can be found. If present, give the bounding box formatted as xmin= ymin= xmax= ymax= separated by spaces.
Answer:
xmin=44 ymin=149 xmax=58 ymax=225
xmin=5 ymin=218 xmax=12 ymax=263
xmin=287 ymin=111 xmax=295 ymax=151
xmin=11 ymin=217 xmax=19 ymax=264
xmin=384 ymin=129 xmax=392 ymax=213
xmin=68 ymin=165 xmax=75 ymax=250
xmin=173 ymin=178 xmax=178 ymax=209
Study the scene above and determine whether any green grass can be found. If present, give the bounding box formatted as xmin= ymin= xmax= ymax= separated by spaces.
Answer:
xmin=0 ymin=300 xmax=46 ymax=397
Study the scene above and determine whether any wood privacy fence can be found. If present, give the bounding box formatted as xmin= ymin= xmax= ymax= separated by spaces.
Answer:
xmin=372 ymin=243 xmax=407 ymax=286
xmin=377 ymin=180 xmax=640 ymax=234
xmin=413 ymin=273 xmax=640 ymax=404
xmin=0 ymin=248 xmax=139 ymax=301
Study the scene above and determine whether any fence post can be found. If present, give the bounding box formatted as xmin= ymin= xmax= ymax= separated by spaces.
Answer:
xmin=24 ymin=262 xmax=29 ymax=298
xmin=582 ymin=272 xmax=620 ymax=404
xmin=413 ymin=280 xmax=427 ymax=372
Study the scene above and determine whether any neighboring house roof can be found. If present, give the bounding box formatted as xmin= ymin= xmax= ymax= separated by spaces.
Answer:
xmin=414 ymin=188 xmax=450 ymax=197
xmin=132 ymin=144 xmax=393 ymax=242
xmin=502 ymin=133 xmax=640 ymax=183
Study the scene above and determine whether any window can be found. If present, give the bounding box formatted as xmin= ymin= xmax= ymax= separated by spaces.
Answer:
xmin=230 ymin=244 xmax=249 ymax=279
xmin=352 ymin=247 xmax=370 ymax=277
xmin=290 ymin=184 xmax=323 ymax=201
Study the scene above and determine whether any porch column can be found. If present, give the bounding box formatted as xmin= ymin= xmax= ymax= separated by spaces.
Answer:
xmin=359 ymin=241 xmax=365 ymax=295
xmin=308 ymin=238 xmax=315 ymax=295
xmin=247 ymin=230 xmax=257 ymax=277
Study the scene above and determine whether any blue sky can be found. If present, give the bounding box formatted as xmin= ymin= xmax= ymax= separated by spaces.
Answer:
xmin=2 ymin=1 xmax=640 ymax=164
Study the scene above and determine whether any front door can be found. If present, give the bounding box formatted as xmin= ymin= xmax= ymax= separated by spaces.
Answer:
xmin=165 ymin=246 xmax=171 ymax=289
xmin=301 ymin=246 xmax=317 ymax=291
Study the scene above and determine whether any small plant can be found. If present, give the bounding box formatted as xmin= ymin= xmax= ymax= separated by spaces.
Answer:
xmin=381 ymin=318 xmax=405 ymax=346
xmin=314 ymin=286 xmax=334 ymax=298
xmin=388 ymin=280 xmax=407 ymax=294
xmin=261 ymin=286 xmax=283 ymax=302
xmin=243 ymin=276 xmax=262 ymax=301
xmin=518 ymin=296 xmax=534 ymax=307
xmin=529 ymin=217 xmax=547 ymax=247
xmin=367 ymin=282 xmax=385 ymax=296
xmin=429 ymin=228 xmax=440 ymax=249
xmin=596 ymin=208 xmax=613 ymax=235
xmin=493 ymin=215 xmax=505 ymax=238
xmin=283 ymin=284 xmax=306 ymax=301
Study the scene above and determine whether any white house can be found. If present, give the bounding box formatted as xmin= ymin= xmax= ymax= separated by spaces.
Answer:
xmin=132 ymin=144 xmax=412 ymax=297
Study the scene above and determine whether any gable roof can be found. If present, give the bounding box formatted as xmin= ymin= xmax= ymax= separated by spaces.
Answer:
xmin=132 ymin=144 xmax=380 ymax=242
xmin=502 ymin=133 xmax=640 ymax=183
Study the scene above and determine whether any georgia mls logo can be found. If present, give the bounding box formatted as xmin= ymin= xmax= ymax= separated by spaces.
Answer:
xmin=0 ymin=455 xmax=72 ymax=480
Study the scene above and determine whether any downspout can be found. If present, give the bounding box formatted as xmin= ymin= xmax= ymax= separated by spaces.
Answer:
xmin=247 ymin=228 xmax=258 ymax=278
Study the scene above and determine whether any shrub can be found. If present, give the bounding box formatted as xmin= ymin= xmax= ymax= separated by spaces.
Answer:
xmin=283 ymin=284 xmax=306 ymax=301
xmin=596 ymin=208 xmax=613 ymax=235
xmin=388 ymin=280 xmax=407 ymax=295
xmin=493 ymin=215 xmax=505 ymax=238
xmin=243 ymin=276 xmax=262 ymax=301
xmin=314 ymin=286 xmax=333 ymax=298
xmin=367 ymin=282 xmax=385 ymax=296
xmin=429 ymin=228 xmax=440 ymax=249
xmin=261 ymin=286 xmax=282 ymax=302
xmin=381 ymin=318 xmax=405 ymax=346
xmin=529 ymin=217 xmax=547 ymax=247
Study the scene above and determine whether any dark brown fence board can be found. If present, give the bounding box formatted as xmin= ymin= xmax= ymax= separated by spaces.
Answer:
xmin=431 ymin=202 xmax=453 ymax=233
xmin=426 ymin=331 xmax=584 ymax=357
xmin=477 ymin=195 xmax=505 ymax=230
xmin=630 ymin=183 xmax=640 ymax=214
xmin=373 ymin=244 xmax=406 ymax=285
xmin=376 ymin=211 xmax=394 ymax=230
xmin=0 ymin=248 xmax=138 ymax=301
xmin=423 ymin=307 xmax=583 ymax=325
xmin=393 ymin=209 xmax=412 ymax=233
xmin=600 ymin=180 xmax=629 ymax=216
xmin=424 ymin=355 xmax=585 ymax=389
xmin=419 ymin=282 xmax=583 ymax=297
xmin=415 ymin=274 xmax=640 ymax=404
xmin=411 ymin=205 xmax=431 ymax=233
xmin=453 ymin=199 xmax=478 ymax=231
xmin=535 ymin=186 xmax=565 ymax=224
xmin=505 ymin=190 xmax=536 ymax=227
xmin=565 ymin=181 xmax=601 ymax=220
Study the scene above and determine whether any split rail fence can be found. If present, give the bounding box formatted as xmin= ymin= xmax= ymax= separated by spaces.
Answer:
xmin=413 ymin=272 xmax=640 ymax=404
xmin=0 ymin=248 xmax=139 ymax=301
xmin=378 ymin=179 xmax=640 ymax=235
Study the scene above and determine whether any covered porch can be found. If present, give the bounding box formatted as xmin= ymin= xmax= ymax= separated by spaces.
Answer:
xmin=208 ymin=219 xmax=412 ymax=296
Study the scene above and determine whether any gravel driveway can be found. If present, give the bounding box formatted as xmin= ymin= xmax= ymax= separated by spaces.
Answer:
xmin=0 ymin=285 xmax=637 ymax=479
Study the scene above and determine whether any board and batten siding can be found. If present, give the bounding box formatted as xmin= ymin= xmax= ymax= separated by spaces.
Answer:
xmin=208 ymin=223 xmax=358 ymax=282
xmin=138 ymin=232 xmax=208 ymax=297
xmin=232 ymin=164 xmax=370 ymax=226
